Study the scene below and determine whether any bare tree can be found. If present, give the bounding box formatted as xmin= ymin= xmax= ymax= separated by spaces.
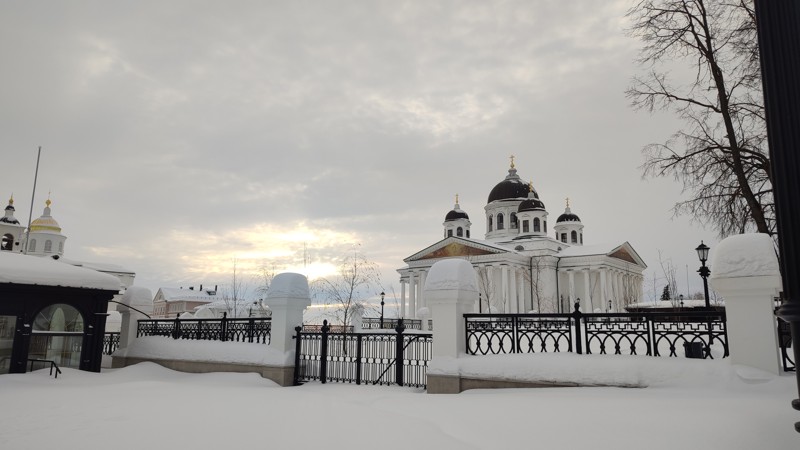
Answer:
xmin=316 ymin=250 xmax=381 ymax=329
xmin=658 ymin=251 xmax=680 ymax=308
xmin=473 ymin=265 xmax=492 ymax=313
xmin=221 ymin=258 xmax=250 ymax=317
xmin=627 ymin=0 xmax=774 ymax=237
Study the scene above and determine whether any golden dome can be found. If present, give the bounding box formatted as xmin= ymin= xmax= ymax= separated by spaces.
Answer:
xmin=29 ymin=199 xmax=62 ymax=233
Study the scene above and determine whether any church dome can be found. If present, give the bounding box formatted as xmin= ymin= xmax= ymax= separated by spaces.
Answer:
xmin=518 ymin=197 xmax=545 ymax=212
xmin=556 ymin=211 xmax=580 ymax=223
xmin=556 ymin=200 xmax=581 ymax=223
xmin=444 ymin=195 xmax=469 ymax=221
xmin=487 ymin=162 xmax=536 ymax=203
xmin=445 ymin=209 xmax=469 ymax=221
xmin=29 ymin=199 xmax=62 ymax=233
xmin=1 ymin=196 xmax=20 ymax=225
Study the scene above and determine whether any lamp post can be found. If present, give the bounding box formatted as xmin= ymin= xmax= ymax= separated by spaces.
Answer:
xmin=379 ymin=291 xmax=385 ymax=329
xmin=696 ymin=241 xmax=711 ymax=309
xmin=679 ymin=294 xmax=684 ymax=309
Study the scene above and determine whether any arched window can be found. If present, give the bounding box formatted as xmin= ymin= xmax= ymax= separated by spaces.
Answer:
xmin=447 ymin=229 xmax=453 ymax=237
xmin=560 ymin=233 xmax=567 ymax=243
xmin=58 ymin=241 xmax=63 ymax=253
xmin=488 ymin=215 xmax=493 ymax=232
xmin=44 ymin=240 xmax=53 ymax=253
xmin=28 ymin=239 xmax=36 ymax=252
xmin=571 ymin=230 xmax=578 ymax=243
xmin=30 ymin=303 xmax=84 ymax=369
xmin=580 ymin=233 xmax=583 ymax=244
xmin=1 ymin=234 xmax=13 ymax=251
xmin=544 ymin=220 xmax=547 ymax=233
xmin=510 ymin=213 xmax=518 ymax=229
xmin=533 ymin=217 xmax=541 ymax=232
xmin=497 ymin=213 xmax=505 ymax=230
xmin=522 ymin=220 xmax=529 ymax=233
xmin=456 ymin=227 xmax=463 ymax=237
xmin=466 ymin=230 xmax=470 ymax=238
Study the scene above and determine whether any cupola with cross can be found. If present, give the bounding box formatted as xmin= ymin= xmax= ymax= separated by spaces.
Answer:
xmin=553 ymin=197 xmax=584 ymax=245
xmin=443 ymin=194 xmax=471 ymax=238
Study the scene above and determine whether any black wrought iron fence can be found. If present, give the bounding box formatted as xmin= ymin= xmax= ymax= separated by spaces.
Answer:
xmin=103 ymin=332 xmax=120 ymax=355
xmin=294 ymin=319 xmax=432 ymax=388
xmin=778 ymin=317 xmax=796 ymax=371
xmin=465 ymin=305 xmax=730 ymax=360
xmin=137 ymin=315 xmax=271 ymax=344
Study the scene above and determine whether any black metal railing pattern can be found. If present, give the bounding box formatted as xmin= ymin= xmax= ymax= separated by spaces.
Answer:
xmin=294 ymin=319 xmax=432 ymax=388
xmin=137 ymin=314 xmax=271 ymax=344
xmin=466 ymin=305 xmax=731 ymax=361
xmin=778 ymin=317 xmax=796 ymax=372
xmin=361 ymin=318 xmax=433 ymax=331
xmin=103 ymin=332 xmax=120 ymax=355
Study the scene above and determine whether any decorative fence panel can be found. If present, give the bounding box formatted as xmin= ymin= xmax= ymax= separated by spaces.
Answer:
xmin=103 ymin=332 xmax=120 ymax=355
xmin=137 ymin=315 xmax=271 ymax=344
xmin=294 ymin=319 xmax=432 ymax=388
xmin=778 ymin=317 xmax=796 ymax=372
xmin=362 ymin=318 xmax=433 ymax=331
xmin=466 ymin=307 xmax=733 ymax=361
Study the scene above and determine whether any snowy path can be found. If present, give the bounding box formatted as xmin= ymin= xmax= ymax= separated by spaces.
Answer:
xmin=0 ymin=361 xmax=797 ymax=449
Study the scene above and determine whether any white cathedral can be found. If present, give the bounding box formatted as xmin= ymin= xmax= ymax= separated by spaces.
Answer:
xmin=397 ymin=159 xmax=647 ymax=317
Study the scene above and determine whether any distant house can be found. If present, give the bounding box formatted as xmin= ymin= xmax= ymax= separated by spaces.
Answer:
xmin=152 ymin=286 xmax=218 ymax=318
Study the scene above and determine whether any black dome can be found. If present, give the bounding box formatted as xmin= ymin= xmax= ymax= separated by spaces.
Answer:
xmin=518 ymin=198 xmax=546 ymax=212
xmin=488 ymin=166 xmax=537 ymax=203
xmin=445 ymin=209 xmax=469 ymax=221
xmin=557 ymin=212 xmax=581 ymax=223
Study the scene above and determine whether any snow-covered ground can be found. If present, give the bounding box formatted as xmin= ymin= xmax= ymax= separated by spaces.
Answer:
xmin=1 ymin=359 xmax=797 ymax=449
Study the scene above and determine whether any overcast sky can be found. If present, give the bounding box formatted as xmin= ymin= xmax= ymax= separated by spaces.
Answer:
xmin=0 ymin=1 xmax=721 ymax=301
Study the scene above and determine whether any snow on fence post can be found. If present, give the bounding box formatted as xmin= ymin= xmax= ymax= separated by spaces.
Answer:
xmin=710 ymin=233 xmax=782 ymax=375
xmin=113 ymin=286 xmax=153 ymax=368
xmin=264 ymin=273 xmax=311 ymax=355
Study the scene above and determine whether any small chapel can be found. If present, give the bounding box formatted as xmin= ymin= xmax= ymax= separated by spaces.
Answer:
xmin=397 ymin=158 xmax=647 ymax=317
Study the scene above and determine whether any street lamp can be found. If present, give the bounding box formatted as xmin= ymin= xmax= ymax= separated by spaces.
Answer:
xmin=696 ymin=241 xmax=711 ymax=309
xmin=679 ymin=294 xmax=684 ymax=308
xmin=380 ymin=291 xmax=385 ymax=329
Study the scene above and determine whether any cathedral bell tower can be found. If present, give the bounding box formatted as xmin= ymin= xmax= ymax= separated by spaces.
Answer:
xmin=443 ymin=194 xmax=471 ymax=238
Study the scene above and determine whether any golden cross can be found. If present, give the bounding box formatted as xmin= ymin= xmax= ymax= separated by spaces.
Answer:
xmin=566 ymin=197 xmax=570 ymax=208
xmin=510 ymin=154 xmax=516 ymax=169
xmin=455 ymin=193 xmax=459 ymax=204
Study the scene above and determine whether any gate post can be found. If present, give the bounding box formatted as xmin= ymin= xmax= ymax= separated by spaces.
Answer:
xmin=264 ymin=272 xmax=312 ymax=386
xmin=220 ymin=312 xmax=227 ymax=342
xmin=293 ymin=325 xmax=303 ymax=386
xmin=573 ymin=302 xmax=583 ymax=355
xmin=710 ymin=234 xmax=782 ymax=374
xmin=395 ymin=319 xmax=406 ymax=386
xmin=320 ymin=320 xmax=330 ymax=384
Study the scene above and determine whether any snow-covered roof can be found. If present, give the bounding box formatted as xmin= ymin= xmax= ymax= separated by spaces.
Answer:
xmin=0 ymin=251 xmax=123 ymax=291
xmin=156 ymin=287 xmax=217 ymax=302
xmin=61 ymin=258 xmax=135 ymax=275
xmin=556 ymin=241 xmax=647 ymax=268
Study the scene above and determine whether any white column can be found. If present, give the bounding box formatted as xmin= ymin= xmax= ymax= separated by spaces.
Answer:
xmin=409 ymin=272 xmax=417 ymax=319
xmin=419 ymin=270 xmax=427 ymax=310
xmin=500 ymin=265 xmax=509 ymax=312
xmin=567 ymin=270 xmax=572 ymax=312
xmin=487 ymin=265 xmax=495 ymax=312
xmin=517 ymin=269 xmax=525 ymax=312
xmin=400 ymin=281 xmax=407 ymax=318
xmin=600 ymin=268 xmax=607 ymax=311
xmin=508 ymin=266 xmax=518 ymax=313
xmin=583 ymin=269 xmax=592 ymax=312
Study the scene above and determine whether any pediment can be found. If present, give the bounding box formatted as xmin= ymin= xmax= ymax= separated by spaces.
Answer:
xmin=609 ymin=247 xmax=638 ymax=265
xmin=405 ymin=237 xmax=509 ymax=262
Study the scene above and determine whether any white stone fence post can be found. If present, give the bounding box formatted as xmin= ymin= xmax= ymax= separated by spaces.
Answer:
xmin=710 ymin=233 xmax=782 ymax=375
xmin=113 ymin=286 xmax=154 ymax=368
